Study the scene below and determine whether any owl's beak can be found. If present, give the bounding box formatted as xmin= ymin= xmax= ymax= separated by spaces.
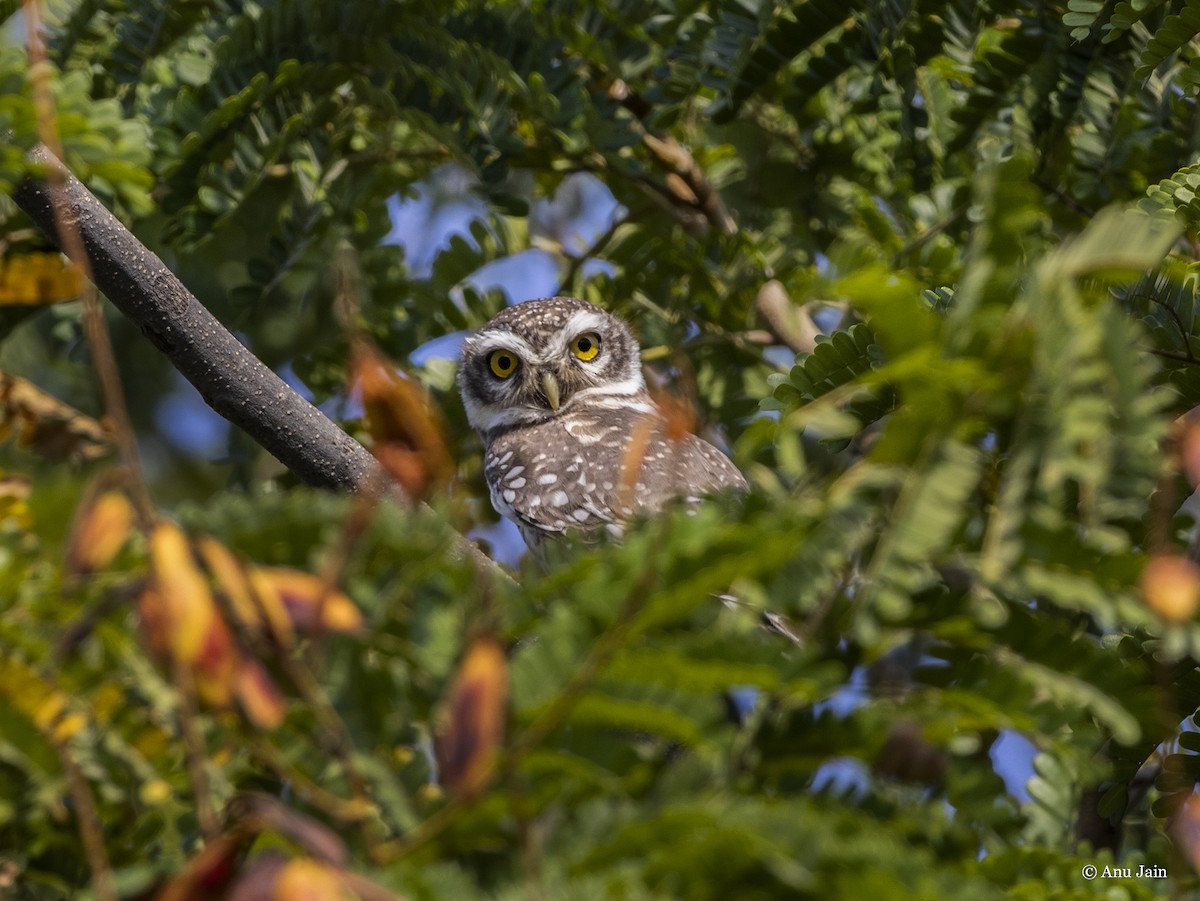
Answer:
xmin=541 ymin=372 xmax=561 ymax=411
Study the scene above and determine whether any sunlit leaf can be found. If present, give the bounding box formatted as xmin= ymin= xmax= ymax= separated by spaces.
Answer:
xmin=248 ymin=567 xmax=363 ymax=634
xmin=63 ymin=474 xmax=134 ymax=578
xmin=234 ymin=658 xmax=286 ymax=730
xmin=353 ymin=347 xmax=453 ymax=501
xmin=1140 ymin=555 xmax=1200 ymax=622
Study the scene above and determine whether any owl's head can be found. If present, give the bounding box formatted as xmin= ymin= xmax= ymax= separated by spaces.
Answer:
xmin=457 ymin=297 xmax=650 ymax=433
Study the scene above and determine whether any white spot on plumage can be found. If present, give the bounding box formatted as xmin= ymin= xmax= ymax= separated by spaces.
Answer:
xmin=510 ymin=477 xmax=526 ymax=488
xmin=503 ymin=489 xmax=517 ymax=503
xmin=551 ymin=490 xmax=569 ymax=507
xmin=537 ymin=473 xmax=557 ymax=485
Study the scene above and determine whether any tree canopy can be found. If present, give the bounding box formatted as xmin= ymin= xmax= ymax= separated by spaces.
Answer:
xmin=5 ymin=0 xmax=1200 ymax=898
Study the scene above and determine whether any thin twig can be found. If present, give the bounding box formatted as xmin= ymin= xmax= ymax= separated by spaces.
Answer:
xmin=603 ymin=76 xmax=736 ymax=235
xmin=559 ymin=211 xmax=625 ymax=294
xmin=755 ymin=280 xmax=820 ymax=354
xmin=24 ymin=7 xmax=152 ymax=889
xmin=249 ymin=738 xmax=375 ymax=823
xmin=23 ymin=0 xmax=156 ymax=529
xmin=170 ymin=653 xmax=220 ymax=838
xmin=0 ymin=228 xmax=40 ymax=254
xmin=272 ymin=647 xmax=386 ymax=856
xmin=1147 ymin=347 xmax=1200 ymax=365
xmin=1033 ymin=178 xmax=1097 ymax=219
xmin=797 ymin=572 xmax=850 ymax=645
xmin=1148 ymin=291 xmax=1199 ymax=363
xmin=53 ymin=741 xmax=117 ymax=901
xmin=893 ymin=205 xmax=968 ymax=265
xmin=338 ymin=870 xmax=407 ymax=901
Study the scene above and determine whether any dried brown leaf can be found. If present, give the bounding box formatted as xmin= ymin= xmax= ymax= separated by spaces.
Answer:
xmin=353 ymin=348 xmax=453 ymax=500
xmin=0 ymin=370 xmax=109 ymax=463
xmin=436 ymin=637 xmax=509 ymax=798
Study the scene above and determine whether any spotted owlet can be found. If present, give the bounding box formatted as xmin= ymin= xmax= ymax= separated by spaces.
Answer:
xmin=457 ymin=296 xmax=746 ymax=556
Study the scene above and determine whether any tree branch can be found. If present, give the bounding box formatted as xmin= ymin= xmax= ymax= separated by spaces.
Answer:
xmin=9 ymin=143 xmax=381 ymax=493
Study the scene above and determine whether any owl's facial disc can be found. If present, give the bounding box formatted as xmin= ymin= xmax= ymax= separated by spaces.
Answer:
xmin=458 ymin=297 xmax=655 ymax=433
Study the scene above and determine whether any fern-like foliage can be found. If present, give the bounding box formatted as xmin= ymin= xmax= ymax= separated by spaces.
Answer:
xmin=764 ymin=322 xmax=893 ymax=448
xmin=8 ymin=0 xmax=1200 ymax=897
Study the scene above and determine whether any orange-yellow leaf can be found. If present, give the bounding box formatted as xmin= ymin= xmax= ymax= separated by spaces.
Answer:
xmin=193 ymin=614 xmax=239 ymax=708
xmin=250 ymin=568 xmax=363 ymax=634
xmin=64 ymin=481 xmax=134 ymax=577
xmin=0 ymin=252 xmax=82 ymax=305
xmin=272 ymin=859 xmax=346 ymax=901
xmin=149 ymin=523 xmax=239 ymax=707
xmin=32 ymin=693 xmax=67 ymax=731
xmin=235 ymin=659 xmax=287 ymax=730
xmin=353 ymin=348 xmax=453 ymax=500
xmin=151 ymin=523 xmax=218 ymax=662
xmin=50 ymin=711 xmax=87 ymax=744
xmin=436 ymin=637 xmax=508 ymax=798
xmin=1141 ymin=555 xmax=1200 ymax=622
xmin=197 ymin=537 xmax=294 ymax=646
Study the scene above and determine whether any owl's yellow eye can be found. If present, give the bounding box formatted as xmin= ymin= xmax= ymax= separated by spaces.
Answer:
xmin=571 ymin=332 xmax=601 ymax=362
xmin=488 ymin=350 xmax=519 ymax=379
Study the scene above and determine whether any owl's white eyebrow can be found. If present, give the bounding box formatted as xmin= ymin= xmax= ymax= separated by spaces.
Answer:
xmin=554 ymin=310 xmax=612 ymax=355
xmin=472 ymin=330 xmax=536 ymax=360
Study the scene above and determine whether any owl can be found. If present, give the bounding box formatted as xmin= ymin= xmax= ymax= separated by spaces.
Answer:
xmin=457 ymin=296 xmax=746 ymax=556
